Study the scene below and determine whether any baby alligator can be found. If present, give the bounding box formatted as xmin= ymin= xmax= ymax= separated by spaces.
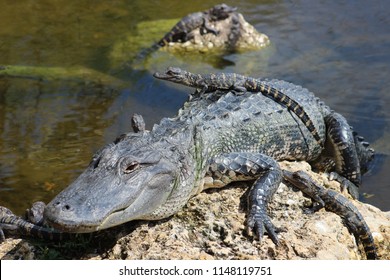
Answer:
xmin=0 ymin=204 xmax=71 ymax=242
xmin=283 ymin=170 xmax=378 ymax=260
xmin=154 ymin=67 xmax=323 ymax=146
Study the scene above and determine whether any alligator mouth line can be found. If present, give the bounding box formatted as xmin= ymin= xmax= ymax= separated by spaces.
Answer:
xmin=47 ymin=220 xmax=99 ymax=233
xmin=46 ymin=206 xmax=129 ymax=233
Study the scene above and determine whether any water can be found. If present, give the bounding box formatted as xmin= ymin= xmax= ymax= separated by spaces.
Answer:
xmin=0 ymin=0 xmax=389 ymax=215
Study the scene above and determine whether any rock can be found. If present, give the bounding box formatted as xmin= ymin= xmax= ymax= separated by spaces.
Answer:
xmin=0 ymin=160 xmax=389 ymax=259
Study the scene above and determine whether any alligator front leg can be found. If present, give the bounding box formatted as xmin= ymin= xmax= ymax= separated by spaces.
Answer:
xmin=206 ymin=152 xmax=283 ymax=245
xmin=201 ymin=18 xmax=219 ymax=36
xmin=324 ymin=112 xmax=361 ymax=199
xmin=25 ymin=201 xmax=46 ymax=225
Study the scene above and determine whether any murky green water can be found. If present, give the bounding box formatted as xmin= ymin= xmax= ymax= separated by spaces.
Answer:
xmin=0 ymin=0 xmax=389 ymax=215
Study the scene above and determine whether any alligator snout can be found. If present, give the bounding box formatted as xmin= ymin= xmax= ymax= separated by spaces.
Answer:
xmin=44 ymin=199 xmax=89 ymax=232
xmin=53 ymin=201 xmax=72 ymax=211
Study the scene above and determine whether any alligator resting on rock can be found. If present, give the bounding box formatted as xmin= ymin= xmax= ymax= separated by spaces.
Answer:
xmin=156 ymin=3 xmax=237 ymax=48
xmin=0 ymin=69 xmax=377 ymax=259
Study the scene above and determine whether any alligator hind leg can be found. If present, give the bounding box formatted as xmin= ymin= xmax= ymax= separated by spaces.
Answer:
xmin=206 ymin=152 xmax=283 ymax=245
xmin=324 ymin=112 xmax=361 ymax=199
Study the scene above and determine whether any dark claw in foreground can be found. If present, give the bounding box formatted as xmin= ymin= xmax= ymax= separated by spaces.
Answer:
xmin=247 ymin=206 xmax=280 ymax=246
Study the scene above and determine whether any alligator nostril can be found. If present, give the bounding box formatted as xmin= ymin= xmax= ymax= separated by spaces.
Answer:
xmin=63 ymin=204 xmax=71 ymax=211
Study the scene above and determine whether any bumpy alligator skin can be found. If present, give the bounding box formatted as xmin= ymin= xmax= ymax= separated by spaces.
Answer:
xmin=0 ymin=71 xmax=374 ymax=254
xmin=154 ymin=67 xmax=323 ymax=146
xmin=283 ymin=170 xmax=377 ymax=260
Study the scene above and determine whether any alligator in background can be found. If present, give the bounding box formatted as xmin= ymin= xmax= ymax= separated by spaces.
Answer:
xmin=135 ymin=4 xmax=237 ymax=60
xmin=0 ymin=70 xmax=377 ymax=258
xmin=156 ymin=4 xmax=237 ymax=48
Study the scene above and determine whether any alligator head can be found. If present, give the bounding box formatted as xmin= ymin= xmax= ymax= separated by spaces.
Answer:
xmin=44 ymin=128 xmax=194 ymax=233
xmin=209 ymin=4 xmax=237 ymax=20
xmin=153 ymin=67 xmax=189 ymax=85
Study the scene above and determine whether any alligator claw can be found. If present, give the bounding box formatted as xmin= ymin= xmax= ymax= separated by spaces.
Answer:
xmin=329 ymin=172 xmax=359 ymax=199
xmin=246 ymin=206 xmax=280 ymax=246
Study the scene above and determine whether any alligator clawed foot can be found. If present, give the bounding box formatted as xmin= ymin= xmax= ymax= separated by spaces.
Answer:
xmin=328 ymin=172 xmax=359 ymax=199
xmin=246 ymin=209 xmax=280 ymax=246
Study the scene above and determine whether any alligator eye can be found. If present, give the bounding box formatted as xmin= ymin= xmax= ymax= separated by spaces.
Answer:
xmin=124 ymin=161 xmax=140 ymax=174
xmin=166 ymin=67 xmax=180 ymax=76
xmin=93 ymin=157 xmax=101 ymax=169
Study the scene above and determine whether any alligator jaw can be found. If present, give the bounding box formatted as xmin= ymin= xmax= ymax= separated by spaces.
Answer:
xmin=45 ymin=205 xmax=129 ymax=233
xmin=44 ymin=217 xmax=99 ymax=233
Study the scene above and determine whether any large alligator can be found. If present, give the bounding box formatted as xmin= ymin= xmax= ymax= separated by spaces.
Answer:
xmin=283 ymin=170 xmax=377 ymax=260
xmin=0 ymin=70 xmax=376 ymax=258
xmin=156 ymin=4 xmax=237 ymax=48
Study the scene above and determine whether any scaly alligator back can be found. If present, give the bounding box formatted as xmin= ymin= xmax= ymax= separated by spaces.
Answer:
xmin=154 ymin=67 xmax=326 ymax=146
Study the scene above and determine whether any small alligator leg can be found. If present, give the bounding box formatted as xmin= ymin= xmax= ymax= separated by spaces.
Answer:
xmin=201 ymin=18 xmax=219 ymax=36
xmin=283 ymin=170 xmax=378 ymax=260
xmin=324 ymin=112 xmax=361 ymax=199
xmin=25 ymin=201 xmax=46 ymax=225
xmin=206 ymin=152 xmax=283 ymax=245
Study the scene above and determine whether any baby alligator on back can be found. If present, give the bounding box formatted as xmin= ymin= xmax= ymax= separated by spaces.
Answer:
xmin=0 ymin=70 xmax=376 ymax=258
xmin=154 ymin=67 xmax=324 ymax=146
